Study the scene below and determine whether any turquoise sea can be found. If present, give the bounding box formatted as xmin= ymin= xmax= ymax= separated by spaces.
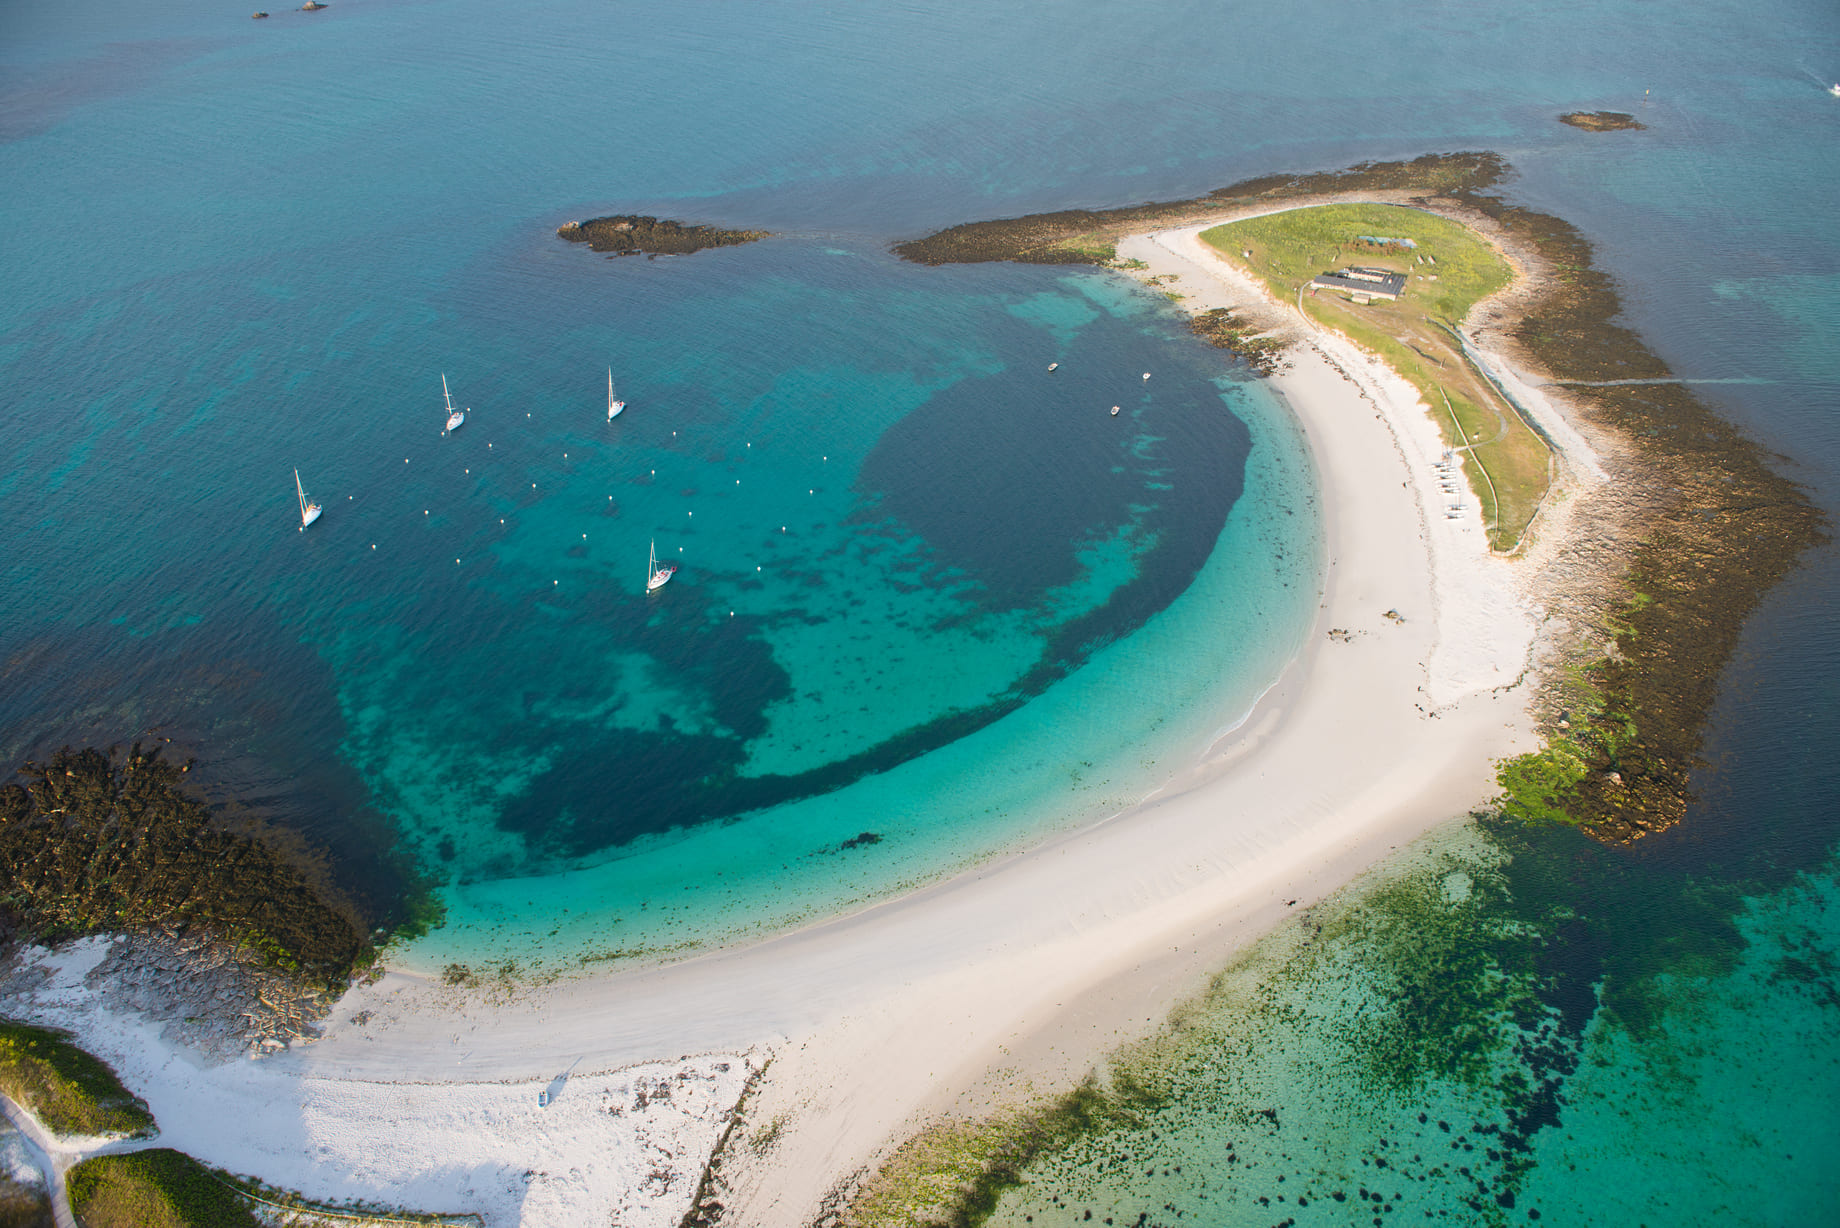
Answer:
xmin=3 ymin=0 xmax=1838 ymax=1218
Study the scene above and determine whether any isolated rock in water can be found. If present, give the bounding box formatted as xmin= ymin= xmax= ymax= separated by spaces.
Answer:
xmin=1559 ymin=111 xmax=1645 ymax=132
xmin=556 ymin=214 xmax=769 ymax=257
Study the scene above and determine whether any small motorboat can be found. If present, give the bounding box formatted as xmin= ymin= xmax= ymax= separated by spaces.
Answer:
xmin=1110 ymin=405 xmax=1120 ymax=417
xmin=1047 ymin=362 xmax=1058 ymax=372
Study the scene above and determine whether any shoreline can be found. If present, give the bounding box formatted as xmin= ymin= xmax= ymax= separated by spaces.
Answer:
xmin=0 ymin=204 xmax=1574 ymax=1224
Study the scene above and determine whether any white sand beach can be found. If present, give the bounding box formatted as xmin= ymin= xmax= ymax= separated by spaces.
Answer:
xmin=3 ymin=210 xmax=1599 ymax=1226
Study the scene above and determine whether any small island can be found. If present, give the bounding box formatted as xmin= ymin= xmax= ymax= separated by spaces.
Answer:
xmin=556 ymin=215 xmax=769 ymax=258
xmin=1559 ymin=110 xmax=1645 ymax=131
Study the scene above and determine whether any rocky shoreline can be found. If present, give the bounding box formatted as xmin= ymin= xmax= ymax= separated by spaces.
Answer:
xmin=556 ymin=215 xmax=769 ymax=258
xmin=0 ymin=931 xmax=336 ymax=1060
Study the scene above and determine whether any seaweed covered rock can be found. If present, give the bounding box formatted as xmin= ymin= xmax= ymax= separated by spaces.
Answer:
xmin=1188 ymin=307 xmax=1288 ymax=376
xmin=556 ymin=215 xmax=769 ymax=257
xmin=0 ymin=745 xmax=365 ymax=985
xmin=1559 ymin=111 xmax=1645 ymax=132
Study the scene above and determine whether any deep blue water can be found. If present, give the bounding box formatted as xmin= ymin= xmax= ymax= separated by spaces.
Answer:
xmin=4 ymin=0 xmax=1839 ymax=1215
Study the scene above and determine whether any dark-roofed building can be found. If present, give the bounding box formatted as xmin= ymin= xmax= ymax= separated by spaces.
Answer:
xmin=1310 ymin=266 xmax=1408 ymax=301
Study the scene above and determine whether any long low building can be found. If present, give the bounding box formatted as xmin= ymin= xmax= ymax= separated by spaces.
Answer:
xmin=1310 ymin=266 xmax=1408 ymax=300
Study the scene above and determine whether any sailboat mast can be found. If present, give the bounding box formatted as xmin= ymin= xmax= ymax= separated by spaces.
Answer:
xmin=442 ymin=373 xmax=454 ymax=412
xmin=295 ymin=468 xmax=306 ymax=517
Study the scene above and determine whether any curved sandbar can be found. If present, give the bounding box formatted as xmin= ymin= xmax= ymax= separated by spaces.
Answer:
xmin=9 ymin=162 xmax=1820 ymax=1227
xmin=23 ymin=211 xmax=1562 ymax=1228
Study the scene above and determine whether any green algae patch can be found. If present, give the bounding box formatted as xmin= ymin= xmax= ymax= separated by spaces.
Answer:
xmin=0 ymin=1020 xmax=153 ymax=1140
xmin=858 ymin=812 xmax=1801 ymax=1227
xmin=849 ymin=1082 xmax=1129 ymax=1228
xmin=67 ymin=1150 xmax=256 ymax=1228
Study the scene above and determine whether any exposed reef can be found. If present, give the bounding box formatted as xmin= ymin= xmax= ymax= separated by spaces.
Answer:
xmin=1187 ymin=306 xmax=1288 ymax=376
xmin=893 ymin=152 xmax=1507 ymax=266
xmin=1559 ymin=111 xmax=1646 ymax=132
xmin=556 ymin=215 xmax=770 ymax=258
xmin=0 ymin=744 xmax=369 ymax=986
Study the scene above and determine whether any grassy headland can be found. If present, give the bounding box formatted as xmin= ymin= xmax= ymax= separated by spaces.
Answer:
xmin=894 ymin=150 xmax=1824 ymax=844
xmin=1200 ymin=203 xmax=1550 ymax=550
xmin=66 ymin=1151 xmax=256 ymax=1228
xmin=0 ymin=1020 xmax=152 ymax=1139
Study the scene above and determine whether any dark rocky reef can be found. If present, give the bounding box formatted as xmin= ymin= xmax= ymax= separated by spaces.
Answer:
xmin=1188 ymin=307 xmax=1287 ymax=376
xmin=556 ymin=215 xmax=769 ymax=258
xmin=1559 ymin=111 xmax=1645 ymax=132
xmin=0 ymin=744 xmax=368 ymax=986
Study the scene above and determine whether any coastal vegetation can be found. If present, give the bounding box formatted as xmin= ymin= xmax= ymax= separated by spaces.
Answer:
xmin=0 ymin=1020 xmax=153 ymax=1139
xmin=848 ymin=806 xmax=1806 ymax=1226
xmin=66 ymin=1150 xmax=257 ymax=1228
xmin=0 ymin=744 xmax=369 ymax=986
xmin=556 ymin=215 xmax=769 ymax=257
xmin=1200 ymin=203 xmax=1549 ymax=550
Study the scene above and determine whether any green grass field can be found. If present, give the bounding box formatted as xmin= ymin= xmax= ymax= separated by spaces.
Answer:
xmin=0 ymin=1020 xmax=154 ymax=1140
xmin=66 ymin=1151 xmax=258 ymax=1228
xmin=1202 ymin=204 xmax=1552 ymax=551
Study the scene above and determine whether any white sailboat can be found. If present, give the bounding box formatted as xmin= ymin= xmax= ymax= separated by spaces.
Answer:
xmin=607 ymin=369 xmax=625 ymax=421
xmin=295 ymin=469 xmax=322 ymax=530
xmin=646 ymin=538 xmax=677 ymax=592
xmin=441 ymin=373 xmax=466 ymax=434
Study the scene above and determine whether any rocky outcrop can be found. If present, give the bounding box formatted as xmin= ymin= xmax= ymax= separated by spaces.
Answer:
xmin=556 ymin=215 xmax=769 ymax=258
xmin=1559 ymin=111 xmax=1645 ymax=132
